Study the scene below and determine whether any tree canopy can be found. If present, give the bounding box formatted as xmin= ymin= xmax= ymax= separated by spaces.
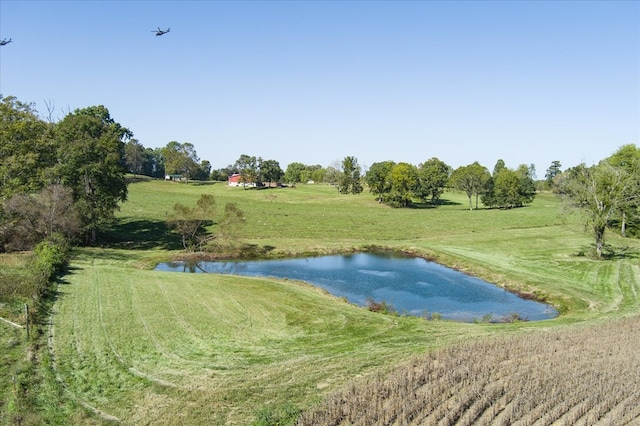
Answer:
xmin=559 ymin=145 xmax=640 ymax=258
xmin=449 ymin=162 xmax=491 ymax=210
xmin=54 ymin=105 xmax=131 ymax=243
xmin=338 ymin=156 xmax=363 ymax=194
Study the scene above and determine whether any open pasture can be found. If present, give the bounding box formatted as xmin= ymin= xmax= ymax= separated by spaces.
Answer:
xmin=48 ymin=180 xmax=640 ymax=424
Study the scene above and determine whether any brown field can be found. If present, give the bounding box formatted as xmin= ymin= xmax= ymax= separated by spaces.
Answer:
xmin=299 ymin=315 xmax=640 ymax=426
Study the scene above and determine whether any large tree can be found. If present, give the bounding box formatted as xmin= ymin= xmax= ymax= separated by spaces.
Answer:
xmin=167 ymin=194 xmax=216 ymax=251
xmin=260 ymin=159 xmax=284 ymax=185
xmin=124 ymin=138 xmax=145 ymax=177
xmin=545 ymin=160 xmax=562 ymax=189
xmin=141 ymin=147 xmax=165 ymax=178
xmin=284 ymin=162 xmax=306 ymax=185
xmin=482 ymin=164 xmax=536 ymax=209
xmin=559 ymin=161 xmax=638 ymax=258
xmin=417 ymin=157 xmax=450 ymax=204
xmin=387 ymin=162 xmax=419 ymax=208
xmin=365 ymin=161 xmax=395 ymax=203
xmin=54 ymin=105 xmax=130 ymax=243
xmin=449 ymin=162 xmax=491 ymax=210
xmin=607 ymin=144 xmax=640 ymax=237
xmin=162 ymin=141 xmax=200 ymax=180
xmin=338 ymin=156 xmax=363 ymax=194
xmin=0 ymin=95 xmax=54 ymax=198
xmin=166 ymin=194 xmax=245 ymax=251
xmin=234 ymin=154 xmax=259 ymax=188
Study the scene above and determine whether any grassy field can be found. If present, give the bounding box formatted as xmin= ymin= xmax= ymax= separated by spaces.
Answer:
xmin=12 ymin=179 xmax=640 ymax=424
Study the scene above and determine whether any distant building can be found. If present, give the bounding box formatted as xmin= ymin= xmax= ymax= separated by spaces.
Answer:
xmin=165 ymin=174 xmax=184 ymax=181
xmin=228 ymin=173 xmax=256 ymax=187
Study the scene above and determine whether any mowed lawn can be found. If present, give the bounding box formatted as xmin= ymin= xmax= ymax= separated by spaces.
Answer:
xmin=50 ymin=180 xmax=640 ymax=424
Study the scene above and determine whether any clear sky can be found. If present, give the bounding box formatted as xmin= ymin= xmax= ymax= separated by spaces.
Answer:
xmin=1 ymin=0 xmax=638 ymax=176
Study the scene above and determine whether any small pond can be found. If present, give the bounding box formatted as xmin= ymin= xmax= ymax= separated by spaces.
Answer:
xmin=155 ymin=252 xmax=558 ymax=322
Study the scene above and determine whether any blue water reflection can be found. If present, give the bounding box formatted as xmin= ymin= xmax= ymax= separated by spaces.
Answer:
xmin=155 ymin=252 xmax=557 ymax=322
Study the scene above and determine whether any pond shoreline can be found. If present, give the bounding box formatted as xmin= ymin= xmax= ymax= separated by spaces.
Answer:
xmin=169 ymin=244 xmax=554 ymax=309
xmin=158 ymin=248 xmax=558 ymax=322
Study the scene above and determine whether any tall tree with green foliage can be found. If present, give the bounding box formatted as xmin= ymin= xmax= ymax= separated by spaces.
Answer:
xmin=234 ymin=154 xmax=259 ymax=188
xmin=387 ymin=162 xmax=418 ymax=207
xmin=284 ymin=162 xmax=306 ymax=185
xmin=142 ymin=147 xmax=165 ymax=178
xmin=449 ymin=162 xmax=491 ymax=210
xmin=0 ymin=95 xmax=54 ymax=198
xmin=365 ymin=161 xmax=395 ymax=203
xmin=338 ymin=156 xmax=363 ymax=194
xmin=124 ymin=139 xmax=145 ymax=177
xmin=162 ymin=141 xmax=200 ymax=180
xmin=260 ymin=159 xmax=284 ymax=185
xmin=54 ymin=105 xmax=130 ymax=243
xmin=417 ymin=157 xmax=450 ymax=204
xmin=166 ymin=194 xmax=245 ymax=251
xmin=607 ymin=144 xmax=640 ymax=237
xmin=167 ymin=194 xmax=217 ymax=251
xmin=482 ymin=163 xmax=536 ymax=209
xmin=559 ymin=160 xmax=638 ymax=258
xmin=545 ymin=160 xmax=562 ymax=189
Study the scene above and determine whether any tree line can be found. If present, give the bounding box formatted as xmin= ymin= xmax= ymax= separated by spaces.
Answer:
xmin=1 ymin=95 xmax=638 ymax=258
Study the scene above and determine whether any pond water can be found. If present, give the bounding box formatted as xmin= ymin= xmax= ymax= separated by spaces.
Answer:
xmin=155 ymin=252 xmax=558 ymax=322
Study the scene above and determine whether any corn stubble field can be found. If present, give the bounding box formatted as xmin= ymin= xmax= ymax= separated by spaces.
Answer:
xmin=28 ymin=180 xmax=640 ymax=424
xmin=300 ymin=317 xmax=640 ymax=425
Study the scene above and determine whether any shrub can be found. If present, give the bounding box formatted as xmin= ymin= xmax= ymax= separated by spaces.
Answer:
xmin=31 ymin=233 xmax=71 ymax=296
xmin=366 ymin=298 xmax=396 ymax=315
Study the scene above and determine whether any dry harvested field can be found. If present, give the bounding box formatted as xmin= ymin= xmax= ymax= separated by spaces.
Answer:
xmin=299 ymin=315 xmax=640 ymax=426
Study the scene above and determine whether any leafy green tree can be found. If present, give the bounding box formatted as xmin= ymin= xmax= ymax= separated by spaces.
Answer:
xmin=124 ymin=139 xmax=145 ymax=177
xmin=338 ymin=156 xmax=363 ymax=194
xmin=387 ymin=162 xmax=418 ymax=207
xmin=449 ymin=162 xmax=491 ymax=210
xmin=324 ymin=165 xmax=341 ymax=186
xmin=545 ymin=160 xmax=562 ymax=189
xmin=607 ymin=144 xmax=640 ymax=237
xmin=166 ymin=194 xmax=245 ymax=251
xmin=493 ymin=159 xmax=506 ymax=176
xmin=309 ymin=166 xmax=326 ymax=183
xmin=365 ymin=161 xmax=395 ymax=202
xmin=162 ymin=141 xmax=200 ymax=180
xmin=234 ymin=154 xmax=258 ymax=188
xmin=0 ymin=95 xmax=54 ymax=198
xmin=493 ymin=169 xmax=522 ymax=208
xmin=141 ymin=147 xmax=165 ymax=178
xmin=167 ymin=194 xmax=216 ymax=251
xmin=195 ymin=160 xmax=212 ymax=181
xmin=284 ymin=162 xmax=306 ymax=185
xmin=260 ymin=159 xmax=284 ymax=184
xmin=560 ymin=161 xmax=638 ymax=258
xmin=417 ymin=157 xmax=450 ymax=204
xmin=54 ymin=105 xmax=130 ymax=243
xmin=482 ymin=163 xmax=536 ymax=209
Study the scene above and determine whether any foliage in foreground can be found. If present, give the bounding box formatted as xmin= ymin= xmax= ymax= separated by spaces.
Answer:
xmin=0 ymin=235 xmax=72 ymax=425
xmin=299 ymin=316 xmax=640 ymax=425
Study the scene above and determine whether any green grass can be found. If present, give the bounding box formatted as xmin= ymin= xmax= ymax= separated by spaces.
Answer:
xmin=40 ymin=180 xmax=640 ymax=424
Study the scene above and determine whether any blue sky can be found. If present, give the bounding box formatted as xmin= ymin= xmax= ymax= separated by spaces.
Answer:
xmin=1 ymin=1 xmax=638 ymax=175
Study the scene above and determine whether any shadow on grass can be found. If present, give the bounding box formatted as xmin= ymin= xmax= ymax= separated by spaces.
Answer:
xmin=98 ymin=218 xmax=183 ymax=250
xmin=573 ymin=244 xmax=640 ymax=260
xmin=411 ymin=198 xmax=463 ymax=209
